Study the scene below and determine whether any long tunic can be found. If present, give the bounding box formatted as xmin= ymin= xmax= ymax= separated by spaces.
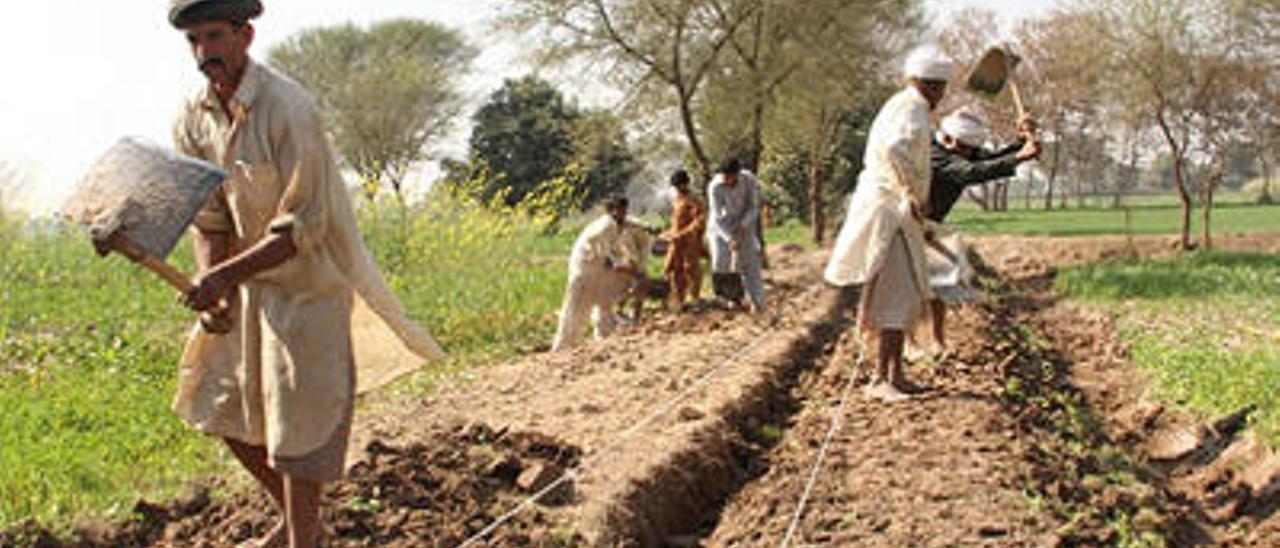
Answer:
xmin=664 ymin=193 xmax=706 ymax=268
xmin=707 ymin=171 xmax=762 ymax=254
xmin=171 ymin=60 xmax=444 ymax=465
xmin=824 ymin=86 xmax=933 ymax=298
xmin=554 ymin=215 xmax=641 ymax=350
xmin=707 ymin=170 xmax=766 ymax=310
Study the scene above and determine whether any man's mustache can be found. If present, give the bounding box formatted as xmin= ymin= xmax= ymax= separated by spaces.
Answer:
xmin=199 ymin=56 xmax=227 ymax=72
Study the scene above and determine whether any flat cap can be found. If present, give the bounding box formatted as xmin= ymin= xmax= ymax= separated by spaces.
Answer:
xmin=169 ymin=0 xmax=263 ymax=28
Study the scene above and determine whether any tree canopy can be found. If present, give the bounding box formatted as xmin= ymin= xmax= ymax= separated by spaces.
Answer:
xmin=269 ymin=18 xmax=476 ymax=202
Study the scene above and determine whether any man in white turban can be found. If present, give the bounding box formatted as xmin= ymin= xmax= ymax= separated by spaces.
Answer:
xmin=824 ymin=45 xmax=953 ymax=402
xmin=923 ymin=107 xmax=1041 ymax=352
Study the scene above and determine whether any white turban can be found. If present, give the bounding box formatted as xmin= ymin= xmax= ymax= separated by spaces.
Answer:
xmin=940 ymin=108 xmax=989 ymax=147
xmin=904 ymin=46 xmax=955 ymax=82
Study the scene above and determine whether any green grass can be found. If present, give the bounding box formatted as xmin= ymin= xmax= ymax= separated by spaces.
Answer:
xmin=762 ymin=219 xmax=817 ymax=249
xmin=0 ymin=222 xmax=221 ymax=531
xmin=1057 ymin=252 xmax=1280 ymax=447
xmin=0 ymin=193 xmax=588 ymax=530
xmin=949 ymin=193 xmax=1280 ymax=237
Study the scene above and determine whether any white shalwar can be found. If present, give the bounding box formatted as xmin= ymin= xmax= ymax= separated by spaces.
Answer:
xmin=552 ymin=215 xmax=645 ymax=351
xmin=707 ymin=170 xmax=766 ymax=312
xmin=824 ymin=86 xmax=934 ymax=331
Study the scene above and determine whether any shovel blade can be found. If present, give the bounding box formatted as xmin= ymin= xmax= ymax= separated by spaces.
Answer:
xmin=61 ymin=137 xmax=226 ymax=261
xmin=966 ymin=46 xmax=1022 ymax=97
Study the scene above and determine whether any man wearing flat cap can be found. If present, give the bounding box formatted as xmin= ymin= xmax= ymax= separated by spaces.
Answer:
xmin=921 ymin=107 xmax=1041 ymax=355
xmin=825 ymin=45 xmax=954 ymax=402
xmin=167 ymin=1 xmax=445 ymax=546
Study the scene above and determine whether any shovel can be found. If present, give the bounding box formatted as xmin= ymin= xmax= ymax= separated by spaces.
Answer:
xmin=61 ymin=137 xmax=234 ymax=333
xmin=966 ymin=45 xmax=1029 ymax=121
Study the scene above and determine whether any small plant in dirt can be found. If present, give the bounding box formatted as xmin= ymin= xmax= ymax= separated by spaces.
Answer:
xmin=980 ymin=272 xmax=1183 ymax=546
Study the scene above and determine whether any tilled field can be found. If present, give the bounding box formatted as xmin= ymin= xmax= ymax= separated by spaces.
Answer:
xmin=5 ymin=234 xmax=1279 ymax=547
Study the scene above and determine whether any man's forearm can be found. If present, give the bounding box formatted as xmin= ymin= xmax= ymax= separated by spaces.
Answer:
xmin=208 ymin=230 xmax=298 ymax=287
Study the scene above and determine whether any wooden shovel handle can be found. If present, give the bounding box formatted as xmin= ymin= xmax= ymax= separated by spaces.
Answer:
xmin=1009 ymin=79 xmax=1027 ymax=120
xmin=101 ymin=232 xmax=234 ymax=333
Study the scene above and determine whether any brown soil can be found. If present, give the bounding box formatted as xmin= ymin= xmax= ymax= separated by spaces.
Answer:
xmin=969 ymin=232 xmax=1280 ymax=546
xmin=3 ymin=426 xmax=583 ymax=547
xmin=706 ymin=302 xmax=1055 ymax=546
xmin=6 ymin=232 xmax=1280 ymax=547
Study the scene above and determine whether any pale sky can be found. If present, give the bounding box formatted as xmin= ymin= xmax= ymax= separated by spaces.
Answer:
xmin=0 ymin=0 xmax=1059 ymax=214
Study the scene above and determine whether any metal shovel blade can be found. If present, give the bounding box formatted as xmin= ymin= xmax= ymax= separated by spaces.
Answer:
xmin=966 ymin=46 xmax=1022 ymax=97
xmin=60 ymin=137 xmax=227 ymax=261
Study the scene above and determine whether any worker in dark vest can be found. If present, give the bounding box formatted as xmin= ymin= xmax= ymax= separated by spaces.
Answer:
xmin=922 ymin=107 xmax=1041 ymax=354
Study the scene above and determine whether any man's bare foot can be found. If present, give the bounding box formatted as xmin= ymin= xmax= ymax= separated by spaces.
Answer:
xmin=864 ymin=381 xmax=911 ymax=403
xmin=238 ymin=521 xmax=287 ymax=548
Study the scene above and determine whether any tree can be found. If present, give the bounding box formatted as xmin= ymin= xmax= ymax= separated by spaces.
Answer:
xmin=505 ymin=0 xmax=759 ymax=184
xmin=757 ymin=1 xmax=920 ymax=243
xmin=572 ymin=110 xmax=643 ymax=208
xmin=269 ymin=19 xmax=474 ymax=203
xmin=469 ymin=76 xmax=580 ymax=206
xmin=1013 ymin=9 xmax=1110 ymax=210
xmin=1237 ymin=0 xmax=1279 ymax=203
xmin=467 ymin=76 xmax=641 ymax=210
xmin=1079 ymin=0 xmax=1261 ymax=250
xmin=701 ymin=0 xmax=919 ymax=173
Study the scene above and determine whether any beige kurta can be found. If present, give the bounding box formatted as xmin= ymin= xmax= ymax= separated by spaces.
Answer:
xmin=170 ymin=60 xmax=444 ymax=472
xmin=824 ymin=86 xmax=934 ymax=330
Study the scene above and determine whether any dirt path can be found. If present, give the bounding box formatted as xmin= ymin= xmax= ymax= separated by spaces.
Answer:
xmin=705 ymin=302 xmax=1054 ymax=546
xmin=6 ymin=233 xmax=1279 ymax=547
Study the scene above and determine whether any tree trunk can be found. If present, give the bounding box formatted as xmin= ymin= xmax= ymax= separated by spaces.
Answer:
xmin=1156 ymin=111 xmax=1193 ymax=251
xmin=1260 ymin=154 xmax=1274 ymax=203
xmin=746 ymin=97 xmax=766 ymax=174
xmin=1024 ymin=173 xmax=1032 ymax=210
xmin=1045 ymin=139 xmax=1061 ymax=210
xmin=1172 ymin=158 xmax=1192 ymax=250
xmin=809 ymin=158 xmax=825 ymax=245
xmin=745 ymin=6 xmax=766 ymax=175
xmin=1201 ymin=167 xmax=1222 ymax=251
xmin=679 ymin=91 xmax=712 ymax=192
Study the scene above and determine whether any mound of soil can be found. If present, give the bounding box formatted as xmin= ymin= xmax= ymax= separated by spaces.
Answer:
xmin=4 ymin=424 xmax=582 ymax=547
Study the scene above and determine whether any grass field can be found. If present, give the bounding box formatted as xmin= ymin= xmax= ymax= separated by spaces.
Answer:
xmin=948 ymin=193 xmax=1280 ymax=237
xmin=0 ymin=222 xmax=216 ymax=531
xmin=1057 ymin=252 xmax=1280 ymax=447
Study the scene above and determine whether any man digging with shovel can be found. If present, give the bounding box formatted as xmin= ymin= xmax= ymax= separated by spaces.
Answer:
xmin=918 ymin=44 xmax=1043 ymax=356
xmin=921 ymin=107 xmax=1041 ymax=356
xmin=708 ymin=158 xmax=767 ymax=314
xmin=166 ymin=2 xmax=444 ymax=546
